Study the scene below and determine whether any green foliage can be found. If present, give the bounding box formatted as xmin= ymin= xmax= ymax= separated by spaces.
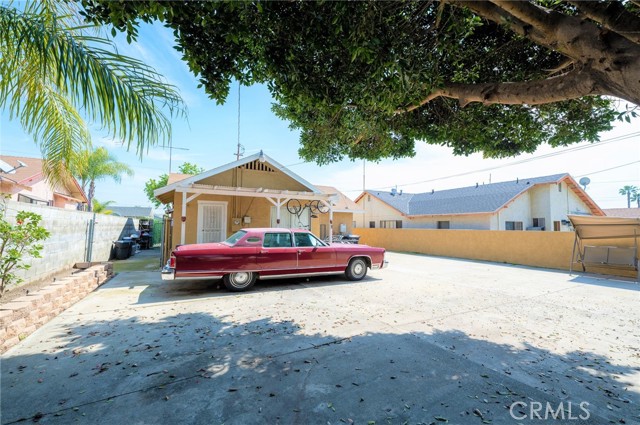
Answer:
xmin=0 ymin=1 xmax=185 ymax=186
xmin=70 ymin=147 xmax=133 ymax=211
xmin=619 ymin=185 xmax=639 ymax=208
xmin=92 ymin=198 xmax=115 ymax=214
xmin=79 ymin=1 xmax=624 ymax=163
xmin=144 ymin=162 xmax=204 ymax=208
xmin=0 ymin=204 xmax=51 ymax=296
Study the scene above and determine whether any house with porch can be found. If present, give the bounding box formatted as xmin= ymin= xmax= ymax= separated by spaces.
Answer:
xmin=0 ymin=155 xmax=88 ymax=209
xmin=154 ymin=152 xmax=361 ymax=252
xmin=355 ymin=173 xmax=604 ymax=231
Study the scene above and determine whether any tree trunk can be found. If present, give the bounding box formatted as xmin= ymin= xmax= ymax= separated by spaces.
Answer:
xmin=88 ymin=180 xmax=95 ymax=212
xmin=627 ymin=191 xmax=631 ymax=208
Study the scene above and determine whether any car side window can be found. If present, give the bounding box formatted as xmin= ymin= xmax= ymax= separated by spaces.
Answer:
xmin=294 ymin=233 xmax=313 ymax=247
xmin=263 ymin=233 xmax=292 ymax=248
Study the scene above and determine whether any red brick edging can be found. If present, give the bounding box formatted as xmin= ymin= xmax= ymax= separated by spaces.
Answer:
xmin=0 ymin=263 xmax=113 ymax=354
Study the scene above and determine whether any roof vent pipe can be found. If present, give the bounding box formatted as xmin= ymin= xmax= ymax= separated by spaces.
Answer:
xmin=476 ymin=182 xmax=478 ymax=188
xmin=431 ymin=189 xmax=434 ymax=194
xmin=516 ymin=177 xmax=519 ymax=184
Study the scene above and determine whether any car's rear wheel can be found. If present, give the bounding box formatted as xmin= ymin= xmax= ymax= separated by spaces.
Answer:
xmin=223 ymin=271 xmax=256 ymax=291
xmin=345 ymin=257 xmax=368 ymax=281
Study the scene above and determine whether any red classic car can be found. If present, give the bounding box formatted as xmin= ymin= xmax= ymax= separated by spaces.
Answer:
xmin=162 ymin=228 xmax=388 ymax=291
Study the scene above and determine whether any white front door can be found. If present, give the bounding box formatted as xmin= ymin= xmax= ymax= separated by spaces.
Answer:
xmin=197 ymin=201 xmax=227 ymax=243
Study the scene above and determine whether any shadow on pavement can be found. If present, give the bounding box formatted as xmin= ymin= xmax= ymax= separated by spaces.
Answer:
xmin=1 ymin=311 xmax=637 ymax=424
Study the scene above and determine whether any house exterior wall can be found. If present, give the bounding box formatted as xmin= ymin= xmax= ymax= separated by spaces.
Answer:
xmin=199 ymin=167 xmax=310 ymax=192
xmin=171 ymin=193 xmax=353 ymax=248
xmin=404 ymin=214 xmax=492 ymax=230
xmin=355 ymin=195 xmax=405 ymax=228
xmin=359 ymin=182 xmax=599 ymax=232
xmin=6 ymin=178 xmax=80 ymax=209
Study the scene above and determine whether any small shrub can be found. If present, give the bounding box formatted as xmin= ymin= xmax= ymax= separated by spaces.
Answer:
xmin=0 ymin=202 xmax=50 ymax=297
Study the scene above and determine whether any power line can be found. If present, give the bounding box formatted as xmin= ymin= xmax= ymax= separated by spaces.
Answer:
xmin=343 ymin=131 xmax=640 ymax=192
xmin=575 ymin=161 xmax=640 ymax=177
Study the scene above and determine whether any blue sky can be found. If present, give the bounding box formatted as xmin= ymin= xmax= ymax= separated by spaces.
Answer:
xmin=1 ymin=21 xmax=639 ymax=211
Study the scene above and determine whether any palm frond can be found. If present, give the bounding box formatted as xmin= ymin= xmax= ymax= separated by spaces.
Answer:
xmin=0 ymin=2 xmax=186 ymax=182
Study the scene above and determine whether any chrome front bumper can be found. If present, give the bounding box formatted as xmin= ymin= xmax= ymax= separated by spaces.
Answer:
xmin=372 ymin=260 xmax=389 ymax=270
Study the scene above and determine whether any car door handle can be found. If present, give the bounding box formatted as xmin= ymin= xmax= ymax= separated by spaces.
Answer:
xmin=297 ymin=249 xmax=304 ymax=254
xmin=260 ymin=250 xmax=268 ymax=254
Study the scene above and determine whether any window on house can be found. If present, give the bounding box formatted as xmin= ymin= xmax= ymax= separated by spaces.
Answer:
xmin=17 ymin=194 xmax=49 ymax=206
xmin=437 ymin=221 xmax=450 ymax=229
xmin=558 ymin=183 xmax=562 ymax=192
xmin=505 ymin=221 xmax=523 ymax=231
xmin=369 ymin=221 xmax=375 ymax=228
xmin=380 ymin=220 xmax=401 ymax=229
xmin=532 ymin=218 xmax=546 ymax=229
xmin=554 ymin=221 xmax=561 ymax=231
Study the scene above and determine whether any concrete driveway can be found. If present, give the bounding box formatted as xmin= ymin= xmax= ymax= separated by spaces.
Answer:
xmin=1 ymin=251 xmax=638 ymax=424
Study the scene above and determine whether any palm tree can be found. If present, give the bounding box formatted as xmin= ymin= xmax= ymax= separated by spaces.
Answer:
xmin=631 ymin=191 xmax=640 ymax=209
xmin=0 ymin=1 xmax=184 ymax=185
xmin=72 ymin=147 xmax=133 ymax=212
xmin=618 ymin=185 xmax=639 ymax=208
xmin=92 ymin=199 xmax=115 ymax=215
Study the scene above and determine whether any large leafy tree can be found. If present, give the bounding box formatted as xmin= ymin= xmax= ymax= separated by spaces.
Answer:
xmin=80 ymin=1 xmax=638 ymax=163
xmin=71 ymin=147 xmax=134 ymax=212
xmin=0 ymin=0 xmax=184 ymax=185
xmin=144 ymin=162 xmax=204 ymax=209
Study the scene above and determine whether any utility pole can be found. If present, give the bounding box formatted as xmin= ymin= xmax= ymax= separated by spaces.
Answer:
xmin=235 ymin=83 xmax=244 ymax=160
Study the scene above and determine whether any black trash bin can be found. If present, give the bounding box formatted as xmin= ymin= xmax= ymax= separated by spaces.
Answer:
xmin=342 ymin=234 xmax=361 ymax=244
xmin=114 ymin=240 xmax=132 ymax=260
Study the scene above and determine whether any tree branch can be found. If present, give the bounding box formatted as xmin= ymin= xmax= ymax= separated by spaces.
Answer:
xmin=566 ymin=0 xmax=640 ymax=45
xmin=396 ymin=67 xmax=604 ymax=113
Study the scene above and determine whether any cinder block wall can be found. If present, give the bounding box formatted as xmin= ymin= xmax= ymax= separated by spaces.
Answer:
xmin=3 ymin=200 xmax=129 ymax=285
xmin=355 ymin=228 xmax=638 ymax=279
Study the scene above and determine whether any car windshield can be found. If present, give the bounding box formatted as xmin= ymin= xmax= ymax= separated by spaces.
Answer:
xmin=223 ymin=230 xmax=247 ymax=246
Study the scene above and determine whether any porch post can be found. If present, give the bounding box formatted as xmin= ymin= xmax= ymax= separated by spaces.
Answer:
xmin=329 ymin=206 xmax=333 ymax=244
xmin=181 ymin=191 xmax=187 ymax=245
xmin=276 ymin=198 xmax=282 ymax=227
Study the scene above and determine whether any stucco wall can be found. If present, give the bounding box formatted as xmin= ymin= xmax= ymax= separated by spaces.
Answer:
xmin=3 ymin=200 xmax=130 ymax=285
xmin=171 ymin=193 xmax=354 ymax=247
xmin=356 ymin=194 xmax=404 ymax=228
xmin=355 ymin=227 xmax=637 ymax=279
xmin=404 ymin=213 xmax=492 ymax=230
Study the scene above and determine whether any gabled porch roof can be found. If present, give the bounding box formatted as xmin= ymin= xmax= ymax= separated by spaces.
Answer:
xmin=154 ymin=151 xmax=336 ymax=204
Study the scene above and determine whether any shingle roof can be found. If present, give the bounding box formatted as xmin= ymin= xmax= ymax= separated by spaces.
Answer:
xmin=109 ymin=206 xmax=153 ymax=218
xmin=368 ymin=173 xmax=570 ymax=216
xmin=603 ymin=208 xmax=640 ymax=218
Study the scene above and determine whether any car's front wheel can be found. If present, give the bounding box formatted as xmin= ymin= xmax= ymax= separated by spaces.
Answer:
xmin=223 ymin=271 xmax=256 ymax=291
xmin=345 ymin=257 xmax=368 ymax=281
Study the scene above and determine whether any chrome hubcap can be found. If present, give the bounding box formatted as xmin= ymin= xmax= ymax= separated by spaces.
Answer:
xmin=353 ymin=262 xmax=364 ymax=275
xmin=232 ymin=272 xmax=250 ymax=286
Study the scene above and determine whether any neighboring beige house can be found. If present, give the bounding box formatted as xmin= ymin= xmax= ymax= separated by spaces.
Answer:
xmin=0 ymin=155 xmax=88 ymax=209
xmin=154 ymin=152 xmax=362 ymax=249
xmin=355 ymin=173 xmax=603 ymax=231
